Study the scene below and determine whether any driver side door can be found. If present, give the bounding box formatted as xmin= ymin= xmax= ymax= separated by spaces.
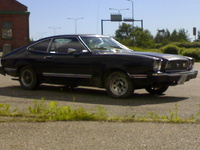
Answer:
xmin=42 ymin=36 xmax=94 ymax=79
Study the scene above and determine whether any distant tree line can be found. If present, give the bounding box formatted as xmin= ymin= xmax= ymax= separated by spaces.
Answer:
xmin=114 ymin=23 xmax=194 ymax=48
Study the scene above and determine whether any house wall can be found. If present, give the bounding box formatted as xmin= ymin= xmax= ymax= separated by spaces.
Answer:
xmin=0 ymin=0 xmax=30 ymax=51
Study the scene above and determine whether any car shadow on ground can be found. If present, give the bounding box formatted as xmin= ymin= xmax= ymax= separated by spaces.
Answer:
xmin=0 ymin=84 xmax=188 ymax=106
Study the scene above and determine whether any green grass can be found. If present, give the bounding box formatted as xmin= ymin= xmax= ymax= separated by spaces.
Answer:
xmin=0 ymin=100 xmax=200 ymax=123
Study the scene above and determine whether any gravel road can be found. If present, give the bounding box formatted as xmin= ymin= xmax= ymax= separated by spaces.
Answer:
xmin=0 ymin=63 xmax=200 ymax=149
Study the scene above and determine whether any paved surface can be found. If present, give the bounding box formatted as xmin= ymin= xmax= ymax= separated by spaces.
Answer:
xmin=0 ymin=63 xmax=200 ymax=149
xmin=0 ymin=122 xmax=199 ymax=150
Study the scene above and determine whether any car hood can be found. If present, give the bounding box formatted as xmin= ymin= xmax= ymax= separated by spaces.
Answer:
xmin=97 ymin=49 xmax=189 ymax=61
xmin=133 ymin=51 xmax=189 ymax=61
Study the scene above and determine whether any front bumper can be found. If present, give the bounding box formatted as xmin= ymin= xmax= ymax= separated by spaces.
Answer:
xmin=151 ymin=70 xmax=198 ymax=84
xmin=129 ymin=70 xmax=198 ymax=86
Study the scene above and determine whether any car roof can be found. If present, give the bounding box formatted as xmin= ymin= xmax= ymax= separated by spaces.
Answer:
xmin=42 ymin=34 xmax=109 ymax=39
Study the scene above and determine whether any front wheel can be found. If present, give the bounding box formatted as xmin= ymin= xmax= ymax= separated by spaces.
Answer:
xmin=19 ymin=66 xmax=39 ymax=90
xmin=105 ymin=72 xmax=134 ymax=98
xmin=145 ymin=85 xmax=169 ymax=95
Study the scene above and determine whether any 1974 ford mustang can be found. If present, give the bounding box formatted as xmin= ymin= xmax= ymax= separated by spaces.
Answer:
xmin=0 ymin=34 xmax=198 ymax=98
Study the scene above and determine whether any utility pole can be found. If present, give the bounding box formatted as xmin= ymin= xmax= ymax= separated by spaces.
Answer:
xmin=68 ymin=18 xmax=84 ymax=34
xmin=127 ymin=0 xmax=134 ymax=27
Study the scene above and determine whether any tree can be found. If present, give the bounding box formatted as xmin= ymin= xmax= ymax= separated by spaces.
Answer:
xmin=170 ymin=29 xmax=179 ymax=42
xmin=155 ymin=29 xmax=171 ymax=46
xmin=177 ymin=29 xmax=190 ymax=42
xmin=197 ymin=31 xmax=200 ymax=41
xmin=133 ymin=27 xmax=154 ymax=48
xmin=115 ymin=23 xmax=191 ymax=48
xmin=115 ymin=23 xmax=133 ymax=46
xmin=115 ymin=23 xmax=154 ymax=48
xmin=154 ymin=28 xmax=190 ymax=46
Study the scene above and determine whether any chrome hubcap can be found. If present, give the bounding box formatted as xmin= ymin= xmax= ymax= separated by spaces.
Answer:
xmin=21 ymin=70 xmax=33 ymax=86
xmin=110 ymin=77 xmax=128 ymax=96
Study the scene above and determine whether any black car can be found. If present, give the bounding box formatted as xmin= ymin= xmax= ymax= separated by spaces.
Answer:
xmin=0 ymin=34 xmax=198 ymax=98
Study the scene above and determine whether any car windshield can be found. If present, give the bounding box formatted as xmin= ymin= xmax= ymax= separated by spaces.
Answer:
xmin=81 ymin=36 xmax=129 ymax=51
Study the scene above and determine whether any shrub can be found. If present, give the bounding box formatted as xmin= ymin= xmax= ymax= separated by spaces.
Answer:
xmin=182 ymin=49 xmax=200 ymax=60
xmin=172 ymin=42 xmax=200 ymax=48
xmin=162 ymin=45 xmax=179 ymax=54
xmin=178 ymin=48 xmax=186 ymax=55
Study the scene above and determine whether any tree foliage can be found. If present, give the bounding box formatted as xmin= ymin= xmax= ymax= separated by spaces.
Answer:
xmin=115 ymin=23 xmax=154 ymax=48
xmin=154 ymin=29 xmax=171 ymax=45
xmin=197 ymin=31 xmax=200 ymax=41
xmin=114 ymin=23 xmax=191 ymax=48
xmin=115 ymin=23 xmax=133 ymax=46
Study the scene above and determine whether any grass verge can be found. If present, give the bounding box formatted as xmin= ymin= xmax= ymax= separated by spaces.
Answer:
xmin=0 ymin=100 xmax=200 ymax=123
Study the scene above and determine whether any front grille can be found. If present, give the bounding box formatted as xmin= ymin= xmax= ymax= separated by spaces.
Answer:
xmin=165 ymin=60 xmax=190 ymax=72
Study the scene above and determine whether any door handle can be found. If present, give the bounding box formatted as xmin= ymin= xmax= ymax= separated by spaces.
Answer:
xmin=44 ymin=56 xmax=52 ymax=59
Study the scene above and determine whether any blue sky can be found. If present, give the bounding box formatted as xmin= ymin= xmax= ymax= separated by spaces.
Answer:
xmin=18 ymin=0 xmax=200 ymax=40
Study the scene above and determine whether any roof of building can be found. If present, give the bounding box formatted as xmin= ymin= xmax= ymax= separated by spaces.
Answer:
xmin=0 ymin=0 xmax=27 ymax=11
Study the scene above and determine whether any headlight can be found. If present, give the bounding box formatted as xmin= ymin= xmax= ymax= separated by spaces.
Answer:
xmin=188 ymin=57 xmax=194 ymax=70
xmin=153 ymin=58 xmax=163 ymax=72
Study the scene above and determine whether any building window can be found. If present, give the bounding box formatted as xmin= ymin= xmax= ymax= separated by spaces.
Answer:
xmin=2 ymin=22 xmax=12 ymax=39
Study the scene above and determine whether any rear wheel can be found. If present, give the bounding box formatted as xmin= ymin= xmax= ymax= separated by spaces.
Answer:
xmin=105 ymin=72 xmax=134 ymax=98
xmin=145 ymin=85 xmax=169 ymax=95
xmin=19 ymin=66 xmax=39 ymax=90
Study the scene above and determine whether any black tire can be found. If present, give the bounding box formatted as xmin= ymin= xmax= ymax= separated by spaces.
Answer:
xmin=19 ymin=66 xmax=39 ymax=90
xmin=145 ymin=85 xmax=169 ymax=95
xmin=105 ymin=72 xmax=134 ymax=98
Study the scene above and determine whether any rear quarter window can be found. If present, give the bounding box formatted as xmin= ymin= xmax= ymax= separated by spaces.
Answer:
xmin=28 ymin=39 xmax=51 ymax=52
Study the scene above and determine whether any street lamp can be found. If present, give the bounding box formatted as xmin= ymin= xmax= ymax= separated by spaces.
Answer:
xmin=109 ymin=8 xmax=129 ymax=14
xmin=49 ymin=27 xmax=61 ymax=35
xmin=127 ymin=0 xmax=134 ymax=27
xmin=67 ymin=18 xmax=84 ymax=34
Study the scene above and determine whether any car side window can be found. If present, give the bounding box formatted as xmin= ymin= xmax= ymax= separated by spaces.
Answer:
xmin=28 ymin=39 xmax=51 ymax=52
xmin=49 ymin=37 xmax=86 ymax=54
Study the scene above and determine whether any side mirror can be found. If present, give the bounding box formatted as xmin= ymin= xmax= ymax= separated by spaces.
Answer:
xmin=68 ymin=48 xmax=76 ymax=53
xmin=72 ymin=49 xmax=89 ymax=56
